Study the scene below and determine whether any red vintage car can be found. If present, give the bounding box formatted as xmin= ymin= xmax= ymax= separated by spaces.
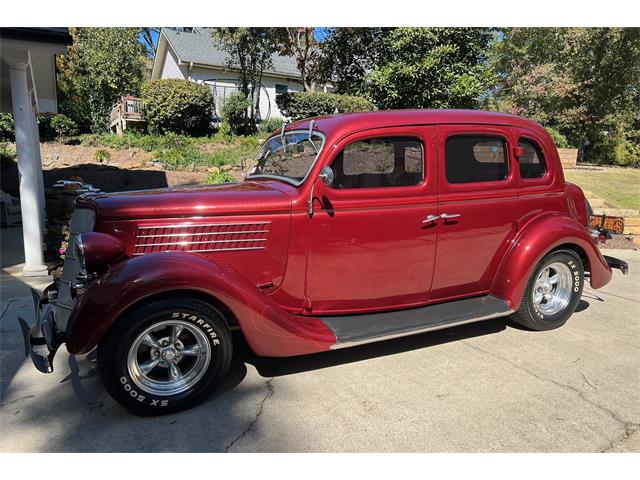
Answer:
xmin=21 ymin=110 xmax=628 ymax=415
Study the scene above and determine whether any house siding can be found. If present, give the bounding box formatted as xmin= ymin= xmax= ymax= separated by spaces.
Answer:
xmin=161 ymin=47 xmax=187 ymax=79
xmin=188 ymin=66 xmax=302 ymax=120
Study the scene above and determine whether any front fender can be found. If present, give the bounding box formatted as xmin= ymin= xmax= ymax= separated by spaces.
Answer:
xmin=65 ymin=252 xmax=335 ymax=357
xmin=491 ymin=214 xmax=612 ymax=309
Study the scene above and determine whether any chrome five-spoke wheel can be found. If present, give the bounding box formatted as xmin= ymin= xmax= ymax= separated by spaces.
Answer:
xmin=127 ymin=320 xmax=211 ymax=396
xmin=532 ymin=261 xmax=573 ymax=316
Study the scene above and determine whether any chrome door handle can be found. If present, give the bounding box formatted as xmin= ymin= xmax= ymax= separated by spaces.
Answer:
xmin=440 ymin=213 xmax=461 ymax=220
xmin=422 ymin=214 xmax=440 ymax=224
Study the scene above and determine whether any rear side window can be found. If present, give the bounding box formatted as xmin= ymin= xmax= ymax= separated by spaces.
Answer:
xmin=445 ymin=135 xmax=508 ymax=184
xmin=330 ymin=137 xmax=423 ymax=189
xmin=518 ymin=138 xmax=547 ymax=179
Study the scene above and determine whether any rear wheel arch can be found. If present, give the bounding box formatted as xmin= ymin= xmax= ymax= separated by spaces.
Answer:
xmin=550 ymin=243 xmax=590 ymax=274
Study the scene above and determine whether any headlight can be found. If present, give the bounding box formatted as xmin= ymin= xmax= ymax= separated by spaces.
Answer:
xmin=72 ymin=232 xmax=125 ymax=274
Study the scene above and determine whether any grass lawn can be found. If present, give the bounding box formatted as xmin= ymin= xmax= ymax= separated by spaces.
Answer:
xmin=564 ymin=168 xmax=640 ymax=212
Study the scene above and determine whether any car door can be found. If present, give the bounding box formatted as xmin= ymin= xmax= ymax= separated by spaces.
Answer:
xmin=430 ymin=124 xmax=519 ymax=302
xmin=305 ymin=126 xmax=438 ymax=314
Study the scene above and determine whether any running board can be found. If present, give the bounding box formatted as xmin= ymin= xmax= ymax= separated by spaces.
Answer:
xmin=321 ymin=295 xmax=513 ymax=349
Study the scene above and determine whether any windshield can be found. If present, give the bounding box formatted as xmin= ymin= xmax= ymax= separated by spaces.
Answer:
xmin=247 ymin=130 xmax=325 ymax=186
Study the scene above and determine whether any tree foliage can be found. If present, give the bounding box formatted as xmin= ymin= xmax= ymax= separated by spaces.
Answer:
xmin=213 ymin=28 xmax=280 ymax=131
xmin=278 ymin=27 xmax=319 ymax=91
xmin=142 ymin=79 xmax=214 ymax=136
xmin=58 ymin=28 xmax=147 ymax=132
xmin=491 ymin=28 xmax=640 ymax=164
xmin=367 ymin=28 xmax=495 ymax=109
xmin=317 ymin=28 xmax=393 ymax=95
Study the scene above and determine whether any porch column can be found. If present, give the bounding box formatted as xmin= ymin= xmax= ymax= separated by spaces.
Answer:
xmin=28 ymin=98 xmax=47 ymax=232
xmin=9 ymin=61 xmax=48 ymax=276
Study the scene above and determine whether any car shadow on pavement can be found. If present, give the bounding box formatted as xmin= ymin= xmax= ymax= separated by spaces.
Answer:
xmin=243 ymin=318 xmax=508 ymax=378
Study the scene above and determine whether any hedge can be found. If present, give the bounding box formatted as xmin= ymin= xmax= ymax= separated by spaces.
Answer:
xmin=142 ymin=79 xmax=214 ymax=136
xmin=276 ymin=91 xmax=375 ymax=121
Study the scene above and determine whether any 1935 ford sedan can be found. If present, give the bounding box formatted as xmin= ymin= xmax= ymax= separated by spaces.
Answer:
xmin=20 ymin=110 xmax=628 ymax=415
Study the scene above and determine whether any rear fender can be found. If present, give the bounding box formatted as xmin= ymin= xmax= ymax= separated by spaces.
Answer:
xmin=491 ymin=214 xmax=612 ymax=309
xmin=66 ymin=252 xmax=335 ymax=357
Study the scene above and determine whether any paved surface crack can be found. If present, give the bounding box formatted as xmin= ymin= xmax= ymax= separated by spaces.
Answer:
xmin=462 ymin=340 xmax=639 ymax=452
xmin=224 ymin=378 xmax=274 ymax=453
xmin=0 ymin=394 xmax=35 ymax=407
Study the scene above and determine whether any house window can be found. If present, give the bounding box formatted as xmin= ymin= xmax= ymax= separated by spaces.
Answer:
xmin=445 ymin=135 xmax=508 ymax=184
xmin=518 ymin=138 xmax=547 ymax=179
xmin=330 ymin=137 xmax=423 ymax=189
xmin=275 ymin=84 xmax=289 ymax=96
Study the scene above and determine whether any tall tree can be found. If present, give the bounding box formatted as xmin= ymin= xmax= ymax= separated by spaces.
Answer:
xmin=277 ymin=27 xmax=319 ymax=91
xmin=367 ymin=28 xmax=495 ymax=109
xmin=492 ymin=28 xmax=640 ymax=164
xmin=58 ymin=28 xmax=147 ymax=132
xmin=213 ymin=28 xmax=280 ymax=131
xmin=317 ymin=27 xmax=394 ymax=95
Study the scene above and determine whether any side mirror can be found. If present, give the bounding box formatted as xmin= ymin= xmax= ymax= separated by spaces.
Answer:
xmin=309 ymin=167 xmax=335 ymax=217
xmin=319 ymin=166 xmax=334 ymax=186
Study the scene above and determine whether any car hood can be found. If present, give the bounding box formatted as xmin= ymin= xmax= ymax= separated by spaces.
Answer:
xmin=77 ymin=180 xmax=294 ymax=221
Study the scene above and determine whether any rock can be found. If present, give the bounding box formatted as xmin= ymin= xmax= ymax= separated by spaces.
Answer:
xmin=221 ymin=164 xmax=233 ymax=172
xmin=207 ymin=166 xmax=220 ymax=174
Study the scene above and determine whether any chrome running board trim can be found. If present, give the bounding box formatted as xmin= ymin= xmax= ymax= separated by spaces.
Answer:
xmin=321 ymin=295 xmax=513 ymax=350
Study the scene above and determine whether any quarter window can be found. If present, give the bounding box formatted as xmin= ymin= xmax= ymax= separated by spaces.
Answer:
xmin=330 ymin=137 xmax=423 ymax=189
xmin=445 ymin=135 xmax=509 ymax=184
xmin=518 ymin=138 xmax=547 ymax=179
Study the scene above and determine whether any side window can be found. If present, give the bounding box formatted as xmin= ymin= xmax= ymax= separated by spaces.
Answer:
xmin=445 ymin=135 xmax=508 ymax=184
xmin=518 ymin=138 xmax=547 ymax=179
xmin=330 ymin=137 xmax=423 ymax=189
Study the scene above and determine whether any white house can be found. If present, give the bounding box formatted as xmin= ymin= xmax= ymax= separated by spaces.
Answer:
xmin=1 ymin=27 xmax=71 ymax=276
xmin=151 ymin=28 xmax=304 ymax=120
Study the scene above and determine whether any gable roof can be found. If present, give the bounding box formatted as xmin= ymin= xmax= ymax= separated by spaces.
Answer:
xmin=159 ymin=28 xmax=301 ymax=79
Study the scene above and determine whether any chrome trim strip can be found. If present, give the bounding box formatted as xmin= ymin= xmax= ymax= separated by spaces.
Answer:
xmin=328 ymin=309 xmax=514 ymax=350
xmin=137 ymin=230 xmax=270 ymax=238
xmin=135 ymin=238 xmax=267 ymax=247
xmin=132 ymin=246 xmax=266 ymax=255
xmin=139 ymin=221 xmax=271 ymax=230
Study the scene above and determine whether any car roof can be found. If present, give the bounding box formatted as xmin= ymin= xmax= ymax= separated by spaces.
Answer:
xmin=284 ymin=109 xmax=547 ymax=139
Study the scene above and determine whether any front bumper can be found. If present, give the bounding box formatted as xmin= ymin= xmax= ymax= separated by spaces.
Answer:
xmin=18 ymin=286 xmax=64 ymax=374
xmin=603 ymin=254 xmax=629 ymax=275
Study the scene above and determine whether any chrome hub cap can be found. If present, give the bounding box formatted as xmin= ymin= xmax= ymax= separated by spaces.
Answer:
xmin=127 ymin=320 xmax=211 ymax=396
xmin=532 ymin=262 xmax=573 ymax=316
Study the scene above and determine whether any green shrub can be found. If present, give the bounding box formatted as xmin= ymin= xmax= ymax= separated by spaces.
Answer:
xmin=50 ymin=114 xmax=78 ymax=140
xmin=0 ymin=142 xmax=16 ymax=166
xmin=142 ymin=79 xmax=214 ymax=136
xmin=93 ymin=149 xmax=111 ymax=163
xmin=213 ymin=122 xmax=233 ymax=143
xmin=258 ymin=117 xmax=284 ymax=135
xmin=276 ymin=91 xmax=375 ymax=121
xmin=0 ymin=113 xmax=14 ymax=142
xmin=153 ymin=144 xmax=204 ymax=170
xmin=222 ymin=92 xmax=252 ymax=135
xmin=205 ymin=171 xmax=236 ymax=184
xmin=546 ymin=126 xmax=571 ymax=148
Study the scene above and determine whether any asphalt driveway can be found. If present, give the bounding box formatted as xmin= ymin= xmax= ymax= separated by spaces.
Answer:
xmin=1 ymin=246 xmax=638 ymax=452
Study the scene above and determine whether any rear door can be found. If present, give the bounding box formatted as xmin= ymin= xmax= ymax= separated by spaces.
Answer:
xmin=430 ymin=124 xmax=519 ymax=302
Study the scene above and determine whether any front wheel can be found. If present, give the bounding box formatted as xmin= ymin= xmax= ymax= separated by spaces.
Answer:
xmin=510 ymin=250 xmax=584 ymax=331
xmin=97 ymin=298 xmax=232 ymax=415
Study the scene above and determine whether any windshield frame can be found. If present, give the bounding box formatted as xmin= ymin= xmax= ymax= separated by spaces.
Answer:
xmin=245 ymin=129 xmax=327 ymax=187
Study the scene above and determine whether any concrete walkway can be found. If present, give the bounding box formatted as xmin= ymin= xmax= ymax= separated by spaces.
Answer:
xmin=1 ymin=228 xmax=638 ymax=452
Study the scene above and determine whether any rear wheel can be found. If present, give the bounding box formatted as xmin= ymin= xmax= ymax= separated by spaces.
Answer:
xmin=510 ymin=250 xmax=584 ymax=331
xmin=97 ymin=297 xmax=232 ymax=415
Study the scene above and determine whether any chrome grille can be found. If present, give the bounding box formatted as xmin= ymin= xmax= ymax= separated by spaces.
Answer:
xmin=133 ymin=222 xmax=270 ymax=255
xmin=55 ymin=208 xmax=96 ymax=329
